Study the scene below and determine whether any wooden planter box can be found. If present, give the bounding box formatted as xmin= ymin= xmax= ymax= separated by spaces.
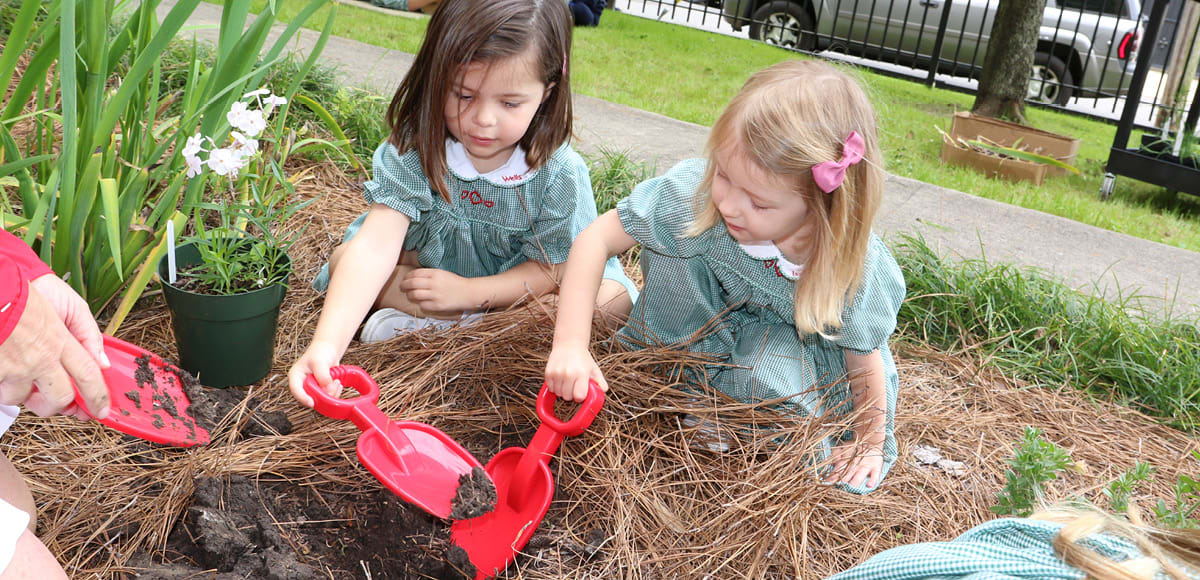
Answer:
xmin=939 ymin=111 xmax=1081 ymax=184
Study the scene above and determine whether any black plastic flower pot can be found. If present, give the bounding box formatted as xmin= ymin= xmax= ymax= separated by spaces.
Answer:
xmin=157 ymin=240 xmax=289 ymax=388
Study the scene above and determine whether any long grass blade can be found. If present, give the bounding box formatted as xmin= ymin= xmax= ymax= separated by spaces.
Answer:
xmin=98 ymin=178 xmax=124 ymax=281
xmin=103 ymin=211 xmax=187 ymax=334
xmin=291 ymin=94 xmax=361 ymax=171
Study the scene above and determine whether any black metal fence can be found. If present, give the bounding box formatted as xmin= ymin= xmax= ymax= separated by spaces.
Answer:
xmin=611 ymin=0 xmax=1200 ymax=131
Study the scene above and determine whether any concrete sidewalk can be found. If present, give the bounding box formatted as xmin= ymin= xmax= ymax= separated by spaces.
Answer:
xmin=167 ymin=0 xmax=1200 ymax=316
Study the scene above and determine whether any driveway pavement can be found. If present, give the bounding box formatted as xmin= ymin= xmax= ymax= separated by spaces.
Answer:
xmin=159 ymin=0 xmax=1200 ymax=317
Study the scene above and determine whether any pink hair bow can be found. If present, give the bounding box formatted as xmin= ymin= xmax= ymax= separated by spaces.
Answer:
xmin=811 ymin=131 xmax=865 ymax=194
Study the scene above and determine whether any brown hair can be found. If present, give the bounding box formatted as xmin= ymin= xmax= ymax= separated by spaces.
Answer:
xmin=385 ymin=0 xmax=574 ymax=202
xmin=689 ymin=59 xmax=884 ymax=337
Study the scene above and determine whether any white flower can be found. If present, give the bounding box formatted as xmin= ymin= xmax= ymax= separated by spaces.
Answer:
xmin=229 ymin=131 xmax=259 ymax=157
xmin=262 ymin=93 xmax=287 ymax=114
xmin=183 ymin=133 xmax=204 ymax=157
xmin=242 ymin=88 xmax=270 ymax=99
xmin=244 ymin=109 xmax=268 ymax=137
xmin=184 ymin=153 xmax=204 ymax=178
xmin=207 ymin=147 xmax=246 ymax=177
xmin=227 ymin=101 xmax=267 ymax=136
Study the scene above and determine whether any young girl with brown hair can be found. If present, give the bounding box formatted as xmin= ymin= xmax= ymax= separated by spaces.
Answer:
xmin=290 ymin=0 xmax=636 ymax=406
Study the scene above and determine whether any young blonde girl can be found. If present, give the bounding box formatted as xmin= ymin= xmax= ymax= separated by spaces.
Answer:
xmin=829 ymin=505 xmax=1200 ymax=579
xmin=545 ymin=59 xmax=904 ymax=494
xmin=291 ymin=0 xmax=636 ymax=406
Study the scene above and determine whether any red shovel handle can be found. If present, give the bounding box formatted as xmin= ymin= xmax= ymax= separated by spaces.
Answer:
xmin=535 ymin=380 xmax=605 ymax=436
xmin=303 ymin=365 xmax=381 ymax=422
xmin=507 ymin=381 xmax=604 ymax=510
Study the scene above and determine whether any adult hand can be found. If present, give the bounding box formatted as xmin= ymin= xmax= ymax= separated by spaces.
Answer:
xmin=30 ymin=275 xmax=111 ymax=370
xmin=288 ymin=341 xmax=343 ymax=408
xmin=398 ymin=268 xmax=477 ymax=314
xmin=544 ymin=346 xmax=607 ymax=402
xmin=0 ymin=280 xmax=110 ymax=419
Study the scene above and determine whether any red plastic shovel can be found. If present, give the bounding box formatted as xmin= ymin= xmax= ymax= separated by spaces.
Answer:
xmin=450 ymin=381 xmax=604 ymax=579
xmin=71 ymin=334 xmax=210 ymax=447
xmin=303 ymin=365 xmax=486 ymax=519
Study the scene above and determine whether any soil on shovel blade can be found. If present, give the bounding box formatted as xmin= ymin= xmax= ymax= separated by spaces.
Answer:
xmin=449 ymin=466 xmax=497 ymax=521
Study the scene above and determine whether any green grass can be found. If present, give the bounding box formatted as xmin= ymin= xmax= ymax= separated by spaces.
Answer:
xmin=895 ymin=232 xmax=1200 ymax=429
xmin=246 ymin=0 xmax=1200 ymax=253
xmin=586 ymin=147 xmax=655 ymax=214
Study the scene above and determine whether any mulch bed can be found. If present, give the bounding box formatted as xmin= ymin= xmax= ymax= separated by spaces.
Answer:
xmin=5 ymin=161 xmax=1198 ymax=579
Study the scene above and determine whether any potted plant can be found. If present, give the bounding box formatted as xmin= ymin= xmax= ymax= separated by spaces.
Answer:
xmin=158 ymin=89 xmax=315 ymax=387
xmin=939 ymin=111 xmax=1082 ymax=184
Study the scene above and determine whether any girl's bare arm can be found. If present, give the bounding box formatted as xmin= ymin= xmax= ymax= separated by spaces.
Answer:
xmin=545 ymin=210 xmax=637 ymax=401
xmin=289 ymin=205 xmax=411 ymax=406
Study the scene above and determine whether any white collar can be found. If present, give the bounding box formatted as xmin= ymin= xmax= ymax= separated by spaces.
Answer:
xmin=446 ymin=139 xmax=534 ymax=185
xmin=737 ymin=241 xmax=805 ymax=281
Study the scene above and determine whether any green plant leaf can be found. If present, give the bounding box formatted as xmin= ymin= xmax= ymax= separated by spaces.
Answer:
xmin=105 ymin=211 xmax=188 ymax=335
xmin=98 ymin=178 xmax=123 ymax=281
xmin=967 ymin=140 xmax=1081 ymax=175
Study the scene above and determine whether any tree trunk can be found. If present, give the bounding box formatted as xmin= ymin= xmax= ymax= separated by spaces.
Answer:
xmin=972 ymin=0 xmax=1047 ymax=124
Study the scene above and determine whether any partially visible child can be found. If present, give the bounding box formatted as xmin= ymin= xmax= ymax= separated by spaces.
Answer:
xmin=827 ymin=505 xmax=1200 ymax=579
xmin=568 ymin=0 xmax=605 ymax=26
xmin=545 ymin=59 xmax=905 ymax=494
xmin=290 ymin=0 xmax=636 ymax=407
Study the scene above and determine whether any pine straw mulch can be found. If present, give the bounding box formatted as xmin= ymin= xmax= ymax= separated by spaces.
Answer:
xmin=5 ymin=160 xmax=1199 ymax=579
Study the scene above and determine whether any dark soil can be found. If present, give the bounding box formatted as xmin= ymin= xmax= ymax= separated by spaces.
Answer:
xmin=170 ymin=265 xmax=264 ymax=296
xmin=176 ymin=365 xmax=293 ymax=438
xmin=129 ymin=475 xmax=479 ymax=579
xmin=448 ymin=466 xmax=497 ymax=521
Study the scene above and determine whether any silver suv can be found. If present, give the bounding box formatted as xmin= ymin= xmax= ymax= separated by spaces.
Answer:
xmin=721 ymin=0 xmax=1143 ymax=105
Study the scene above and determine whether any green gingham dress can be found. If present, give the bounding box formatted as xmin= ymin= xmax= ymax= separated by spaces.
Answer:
xmin=616 ymin=159 xmax=905 ymax=494
xmin=827 ymin=517 xmax=1198 ymax=579
xmin=313 ymin=141 xmax=638 ymax=300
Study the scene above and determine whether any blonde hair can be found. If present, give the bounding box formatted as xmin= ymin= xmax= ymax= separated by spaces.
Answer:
xmin=689 ymin=59 xmax=884 ymax=336
xmin=1032 ymin=505 xmax=1200 ymax=579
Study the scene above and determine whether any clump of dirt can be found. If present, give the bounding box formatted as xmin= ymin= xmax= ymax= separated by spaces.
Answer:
xmin=131 ymin=476 xmax=315 ymax=579
xmin=448 ymin=466 xmax=497 ymax=521
xmin=444 ymin=544 xmax=477 ymax=579
xmin=175 ymin=365 xmax=293 ymax=438
xmin=132 ymin=475 xmax=492 ymax=579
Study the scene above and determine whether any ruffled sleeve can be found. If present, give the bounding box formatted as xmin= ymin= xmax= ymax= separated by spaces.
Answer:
xmin=518 ymin=149 xmax=588 ymax=265
xmin=834 ymin=236 xmax=906 ymax=355
xmin=617 ymin=159 xmax=708 ymax=258
xmin=362 ymin=142 xmax=435 ymax=223
xmin=0 ymin=230 xmax=41 ymax=346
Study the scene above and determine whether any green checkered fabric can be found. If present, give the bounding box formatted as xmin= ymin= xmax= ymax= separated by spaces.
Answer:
xmin=827 ymin=517 xmax=1196 ymax=579
xmin=615 ymin=159 xmax=905 ymax=494
xmin=313 ymin=142 xmax=637 ymax=299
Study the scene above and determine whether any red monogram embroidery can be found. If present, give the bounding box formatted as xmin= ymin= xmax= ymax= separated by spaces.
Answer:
xmin=501 ymin=174 xmax=524 ymax=182
xmin=460 ymin=190 xmax=495 ymax=208
xmin=764 ymin=259 xmax=784 ymax=278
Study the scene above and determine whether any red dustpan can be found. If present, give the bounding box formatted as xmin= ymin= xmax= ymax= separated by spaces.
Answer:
xmin=451 ymin=381 xmax=604 ymax=579
xmin=71 ymin=334 xmax=210 ymax=447
xmin=303 ymin=365 xmax=486 ymax=519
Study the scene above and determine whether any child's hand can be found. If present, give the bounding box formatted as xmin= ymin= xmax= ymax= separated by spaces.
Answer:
xmin=825 ymin=440 xmax=884 ymax=490
xmin=399 ymin=268 xmax=476 ymax=314
xmin=545 ymin=346 xmax=607 ymax=402
xmin=288 ymin=341 xmax=343 ymax=408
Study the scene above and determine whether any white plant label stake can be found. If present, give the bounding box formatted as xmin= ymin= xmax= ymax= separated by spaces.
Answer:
xmin=167 ymin=220 xmax=177 ymax=285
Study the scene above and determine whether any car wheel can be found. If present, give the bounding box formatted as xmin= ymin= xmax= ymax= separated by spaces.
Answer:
xmin=749 ymin=1 xmax=816 ymax=51
xmin=1027 ymin=52 xmax=1074 ymax=106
